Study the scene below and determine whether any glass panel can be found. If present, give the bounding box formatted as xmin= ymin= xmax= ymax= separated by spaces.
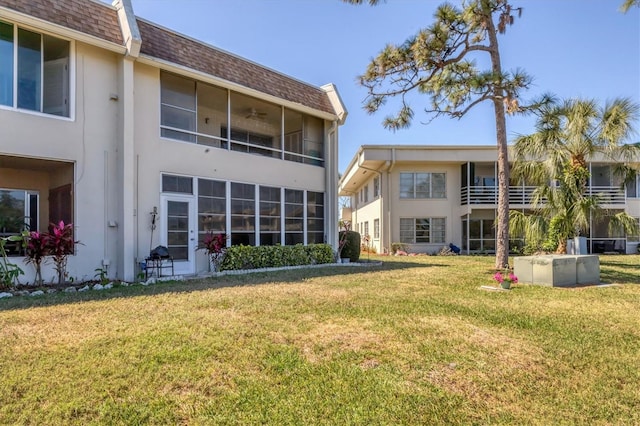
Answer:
xmin=231 ymin=182 xmax=255 ymax=244
xmin=308 ymin=233 xmax=323 ymax=244
xmin=28 ymin=193 xmax=38 ymax=232
xmin=17 ymin=28 xmax=41 ymax=111
xmin=162 ymin=175 xmax=193 ymax=194
xmin=42 ymin=34 xmax=69 ymax=116
xmin=432 ymin=218 xmax=446 ymax=243
xmin=399 ymin=173 xmax=414 ymax=199
xmin=303 ymin=114 xmax=324 ymax=165
xmin=197 ymin=82 xmax=228 ymax=147
xmin=415 ymin=218 xmax=430 ymax=243
xmin=198 ymin=178 xmax=225 ymax=197
xmin=399 ymin=218 xmax=414 ymax=243
xmin=0 ymin=21 xmax=13 ymax=107
xmin=469 ymin=220 xmax=481 ymax=238
xmin=284 ymin=108 xmax=303 ymax=159
xmin=432 ymin=173 xmax=446 ymax=198
xmin=230 ymin=91 xmax=281 ymax=158
xmin=415 ymin=174 xmax=430 ymax=198
xmin=166 ymin=200 xmax=189 ymax=261
xmin=161 ymin=72 xmax=195 ymax=110
xmin=0 ymin=190 xmax=26 ymax=233
xmin=285 ymin=233 xmax=303 ymax=245
xmin=260 ymin=233 xmax=281 ymax=246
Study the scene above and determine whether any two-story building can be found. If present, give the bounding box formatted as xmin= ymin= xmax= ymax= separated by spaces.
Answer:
xmin=0 ymin=0 xmax=346 ymax=283
xmin=339 ymin=145 xmax=640 ymax=255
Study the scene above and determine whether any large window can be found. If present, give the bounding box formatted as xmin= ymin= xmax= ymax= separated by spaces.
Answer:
xmin=374 ymin=219 xmax=380 ymax=239
xmin=160 ymin=71 xmax=325 ymax=166
xmin=231 ymin=183 xmax=255 ymax=246
xmin=307 ymin=191 xmax=324 ymax=244
xmin=400 ymin=173 xmax=446 ymax=199
xmin=400 ymin=218 xmax=445 ymax=244
xmin=285 ymin=189 xmax=304 ymax=245
xmin=0 ymin=20 xmax=70 ymax=117
xmin=260 ymin=186 xmax=281 ymax=245
xmin=0 ymin=189 xmax=38 ymax=234
xmin=464 ymin=219 xmax=495 ymax=252
xmin=198 ymin=179 xmax=226 ymax=243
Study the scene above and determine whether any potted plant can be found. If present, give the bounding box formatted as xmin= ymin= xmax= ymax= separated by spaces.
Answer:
xmin=493 ymin=268 xmax=518 ymax=290
xmin=198 ymin=232 xmax=227 ymax=272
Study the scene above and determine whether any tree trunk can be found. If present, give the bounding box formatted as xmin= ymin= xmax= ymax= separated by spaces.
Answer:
xmin=483 ymin=1 xmax=510 ymax=269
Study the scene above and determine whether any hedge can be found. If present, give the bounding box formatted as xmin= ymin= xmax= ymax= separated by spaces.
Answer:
xmin=219 ymin=243 xmax=334 ymax=271
xmin=339 ymin=230 xmax=361 ymax=262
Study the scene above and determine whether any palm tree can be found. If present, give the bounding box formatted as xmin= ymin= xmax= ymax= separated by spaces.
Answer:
xmin=510 ymin=98 xmax=640 ymax=253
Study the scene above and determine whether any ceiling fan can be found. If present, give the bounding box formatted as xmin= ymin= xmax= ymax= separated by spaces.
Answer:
xmin=245 ymin=108 xmax=267 ymax=120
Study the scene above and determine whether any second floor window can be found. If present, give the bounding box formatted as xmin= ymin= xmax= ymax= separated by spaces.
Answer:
xmin=0 ymin=20 xmax=70 ymax=117
xmin=400 ymin=172 xmax=446 ymax=199
xmin=373 ymin=177 xmax=380 ymax=198
xmin=160 ymin=71 xmax=325 ymax=166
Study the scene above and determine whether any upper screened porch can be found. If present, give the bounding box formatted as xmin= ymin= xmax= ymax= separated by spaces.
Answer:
xmin=461 ymin=162 xmax=630 ymax=207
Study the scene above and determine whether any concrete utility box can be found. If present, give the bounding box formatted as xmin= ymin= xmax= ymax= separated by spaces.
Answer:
xmin=514 ymin=255 xmax=600 ymax=287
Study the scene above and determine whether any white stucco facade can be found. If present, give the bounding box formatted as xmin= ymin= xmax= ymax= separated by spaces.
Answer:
xmin=0 ymin=0 xmax=346 ymax=283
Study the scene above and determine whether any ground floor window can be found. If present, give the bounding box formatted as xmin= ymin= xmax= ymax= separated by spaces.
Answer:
xmin=1 ymin=156 xmax=74 ymax=257
xmin=164 ymin=174 xmax=323 ymax=248
xmin=374 ymin=219 xmax=380 ymax=239
xmin=400 ymin=217 xmax=445 ymax=244
xmin=462 ymin=218 xmax=495 ymax=252
xmin=0 ymin=189 xmax=38 ymax=235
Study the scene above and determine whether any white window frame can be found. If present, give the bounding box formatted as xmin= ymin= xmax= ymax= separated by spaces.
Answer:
xmin=400 ymin=217 xmax=446 ymax=244
xmin=399 ymin=172 xmax=446 ymax=199
xmin=0 ymin=19 xmax=73 ymax=120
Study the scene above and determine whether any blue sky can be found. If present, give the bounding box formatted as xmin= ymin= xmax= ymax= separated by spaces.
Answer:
xmin=117 ymin=0 xmax=639 ymax=172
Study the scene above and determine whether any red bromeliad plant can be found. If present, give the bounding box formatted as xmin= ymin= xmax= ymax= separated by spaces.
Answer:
xmin=48 ymin=221 xmax=77 ymax=285
xmin=199 ymin=232 xmax=227 ymax=272
xmin=24 ymin=230 xmax=49 ymax=285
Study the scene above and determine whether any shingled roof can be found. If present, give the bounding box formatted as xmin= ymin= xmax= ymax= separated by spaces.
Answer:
xmin=0 ymin=0 xmax=338 ymax=116
xmin=137 ymin=19 xmax=336 ymax=115
xmin=0 ymin=0 xmax=123 ymax=46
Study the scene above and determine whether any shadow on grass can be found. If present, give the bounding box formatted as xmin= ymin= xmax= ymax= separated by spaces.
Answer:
xmin=0 ymin=259 xmax=445 ymax=312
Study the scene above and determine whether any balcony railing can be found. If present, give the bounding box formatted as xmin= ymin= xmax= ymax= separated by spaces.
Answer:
xmin=461 ymin=186 xmax=626 ymax=205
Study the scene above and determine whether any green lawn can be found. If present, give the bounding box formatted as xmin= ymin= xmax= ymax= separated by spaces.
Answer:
xmin=1 ymin=255 xmax=639 ymax=425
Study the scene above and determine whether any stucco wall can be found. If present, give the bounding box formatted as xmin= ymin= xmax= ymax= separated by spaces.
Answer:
xmin=0 ymin=40 xmax=121 ymax=283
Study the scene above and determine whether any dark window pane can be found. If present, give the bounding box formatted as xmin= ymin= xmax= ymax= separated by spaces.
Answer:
xmin=17 ymin=28 xmax=41 ymax=111
xmin=0 ymin=21 xmax=13 ymax=107
xmin=162 ymin=175 xmax=193 ymax=194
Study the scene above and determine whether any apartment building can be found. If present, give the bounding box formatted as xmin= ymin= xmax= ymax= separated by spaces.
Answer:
xmin=339 ymin=145 xmax=640 ymax=255
xmin=0 ymin=0 xmax=346 ymax=283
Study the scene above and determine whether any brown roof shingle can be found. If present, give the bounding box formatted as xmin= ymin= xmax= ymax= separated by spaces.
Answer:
xmin=0 ymin=0 xmax=123 ymax=46
xmin=137 ymin=19 xmax=336 ymax=115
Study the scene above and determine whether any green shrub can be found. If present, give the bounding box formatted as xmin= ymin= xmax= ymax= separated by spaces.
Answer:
xmin=219 ymin=244 xmax=334 ymax=271
xmin=339 ymin=231 xmax=361 ymax=262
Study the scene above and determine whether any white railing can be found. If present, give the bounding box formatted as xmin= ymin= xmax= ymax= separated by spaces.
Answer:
xmin=461 ymin=185 xmax=626 ymax=205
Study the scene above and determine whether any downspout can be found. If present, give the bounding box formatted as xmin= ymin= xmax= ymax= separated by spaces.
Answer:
xmin=387 ymin=148 xmax=396 ymax=253
xmin=329 ymin=120 xmax=339 ymax=249
xmin=357 ymin=151 xmax=383 ymax=251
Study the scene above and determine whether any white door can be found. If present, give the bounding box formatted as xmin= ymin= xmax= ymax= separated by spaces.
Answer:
xmin=161 ymin=195 xmax=196 ymax=275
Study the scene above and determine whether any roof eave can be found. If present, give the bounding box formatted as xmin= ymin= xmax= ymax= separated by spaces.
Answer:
xmin=0 ymin=6 xmax=127 ymax=54
xmin=137 ymin=54 xmax=341 ymax=121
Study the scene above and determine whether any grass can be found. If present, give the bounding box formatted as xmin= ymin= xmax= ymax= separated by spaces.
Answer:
xmin=1 ymin=255 xmax=639 ymax=425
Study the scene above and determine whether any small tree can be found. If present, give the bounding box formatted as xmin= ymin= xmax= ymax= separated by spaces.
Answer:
xmin=344 ymin=0 xmax=547 ymax=269
xmin=47 ymin=221 xmax=77 ymax=285
xmin=510 ymin=98 xmax=640 ymax=252
xmin=23 ymin=230 xmax=49 ymax=286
